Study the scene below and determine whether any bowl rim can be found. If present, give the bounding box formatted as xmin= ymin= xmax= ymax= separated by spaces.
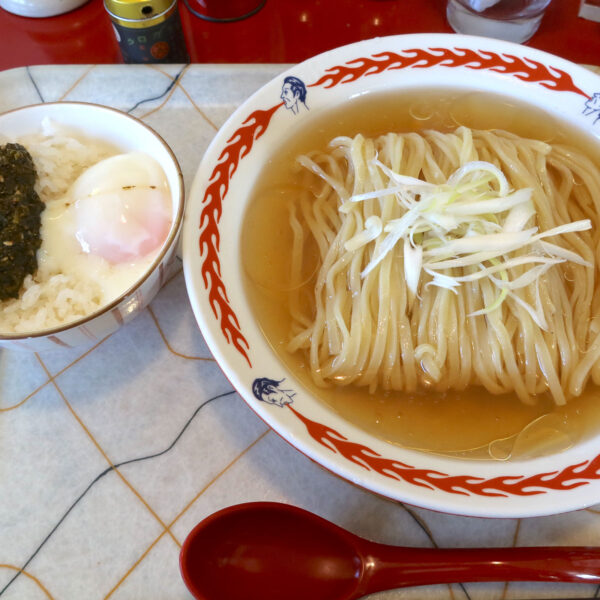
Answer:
xmin=182 ymin=33 xmax=600 ymax=517
xmin=0 ymin=100 xmax=185 ymax=341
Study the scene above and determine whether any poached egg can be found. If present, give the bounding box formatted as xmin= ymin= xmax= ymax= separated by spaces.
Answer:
xmin=71 ymin=151 xmax=172 ymax=263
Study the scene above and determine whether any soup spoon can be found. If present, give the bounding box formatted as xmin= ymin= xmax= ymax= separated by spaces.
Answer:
xmin=179 ymin=501 xmax=600 ymax=600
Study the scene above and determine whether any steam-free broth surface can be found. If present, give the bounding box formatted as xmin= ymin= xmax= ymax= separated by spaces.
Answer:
xmin=242 ymin=89 xmax=600 ymax=459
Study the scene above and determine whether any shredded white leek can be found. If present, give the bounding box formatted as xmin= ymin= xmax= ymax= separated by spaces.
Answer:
xmin=344 ymin=216 xmax=383 ymax=252
xmin=342 ymin=160 xmax=592 ymax=327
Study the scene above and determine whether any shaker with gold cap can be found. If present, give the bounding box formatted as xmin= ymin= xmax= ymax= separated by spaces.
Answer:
xmin=104 ymin=0 xmax=189 ymax=63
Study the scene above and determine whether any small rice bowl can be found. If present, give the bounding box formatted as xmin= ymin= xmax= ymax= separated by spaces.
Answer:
xmin=0 ymin=119 xmax=171 ymax=334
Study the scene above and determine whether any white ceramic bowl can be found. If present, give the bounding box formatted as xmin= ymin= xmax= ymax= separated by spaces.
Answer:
xmin=0 ymin=0 xmax=89 ymax=17
xmin=183 ymin=34 xmax=600 ymax=518
xmin=0 ymin=102 xmax=184 ymax=351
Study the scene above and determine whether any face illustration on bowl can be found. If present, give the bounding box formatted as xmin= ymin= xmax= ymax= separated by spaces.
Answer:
xmin=252 ymin=377 xmax=295 ymax=407
xmin=280 ymin=76 xmax=309 ymax=114
xmin=584 ymin=92 xmax=600 ymax=123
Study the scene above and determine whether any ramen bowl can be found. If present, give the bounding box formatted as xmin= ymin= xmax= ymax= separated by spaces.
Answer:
xmin=0 ymin=102 xmax=184 ymax=351
xmin=183 ymin=34 xmax=600 ymax=518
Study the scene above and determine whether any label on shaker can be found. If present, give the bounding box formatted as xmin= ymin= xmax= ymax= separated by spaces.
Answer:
xmin=110 ymin=4 xmax=189 ymax=63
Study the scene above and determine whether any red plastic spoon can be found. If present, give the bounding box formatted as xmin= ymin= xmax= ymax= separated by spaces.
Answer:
xmin=179 ymin=502 xmax=600 ymax=600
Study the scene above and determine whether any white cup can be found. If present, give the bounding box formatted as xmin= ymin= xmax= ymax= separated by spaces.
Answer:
xmin=446 ymin=0 xmax=553 ymax=43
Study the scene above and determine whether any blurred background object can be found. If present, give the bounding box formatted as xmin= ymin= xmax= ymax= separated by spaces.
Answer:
xmin=183 ymin=0 xmax=265 ymax=22
xmin=446 ymin=0 xmax=553 ymax=42
xmin=0 ymin=0 xmax=89 ymax=17
xmin=579 ymin=0 xmax=600 ymax=21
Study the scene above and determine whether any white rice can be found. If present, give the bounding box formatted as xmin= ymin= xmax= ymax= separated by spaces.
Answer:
xmin=0 ymin=120 xmax=117 ymax=334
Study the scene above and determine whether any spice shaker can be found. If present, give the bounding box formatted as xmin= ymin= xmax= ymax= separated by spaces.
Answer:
xmin=104 ymin=0 xmax=189 ymax=63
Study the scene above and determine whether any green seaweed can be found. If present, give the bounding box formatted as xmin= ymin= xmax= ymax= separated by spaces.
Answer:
xmin=0 ymin=143 xmax=44 ymax=301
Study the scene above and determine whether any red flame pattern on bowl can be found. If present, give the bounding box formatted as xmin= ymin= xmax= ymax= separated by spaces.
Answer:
xmin=199 ymin=103 xmax=281 ymax=367
xmin=311 ymin=47 xmax=590 ymax=98
xmin=288 ymin=406 xmax=600 ymax=497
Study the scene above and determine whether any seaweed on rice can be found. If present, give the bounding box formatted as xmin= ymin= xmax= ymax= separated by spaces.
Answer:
xmin=0 ymin=143 xmax=45 ymax=300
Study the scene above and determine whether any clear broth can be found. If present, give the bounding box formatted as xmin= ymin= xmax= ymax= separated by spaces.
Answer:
xmin=241 ymin=88 xmax=600 ymax=460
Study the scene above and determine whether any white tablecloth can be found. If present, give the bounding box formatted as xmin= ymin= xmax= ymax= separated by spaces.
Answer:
xmin=1 ymin=62 xmax=600 ymax=600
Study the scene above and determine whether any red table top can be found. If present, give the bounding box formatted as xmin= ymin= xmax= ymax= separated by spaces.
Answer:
xmin=0 ymin=0 xmax=598 ymax=71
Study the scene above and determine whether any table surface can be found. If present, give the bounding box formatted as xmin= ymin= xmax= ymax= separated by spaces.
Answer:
xmin=2 ymin=61 xmax=600 ymax=600
xmin=0 ymin=0 xmax=599 ymax=70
